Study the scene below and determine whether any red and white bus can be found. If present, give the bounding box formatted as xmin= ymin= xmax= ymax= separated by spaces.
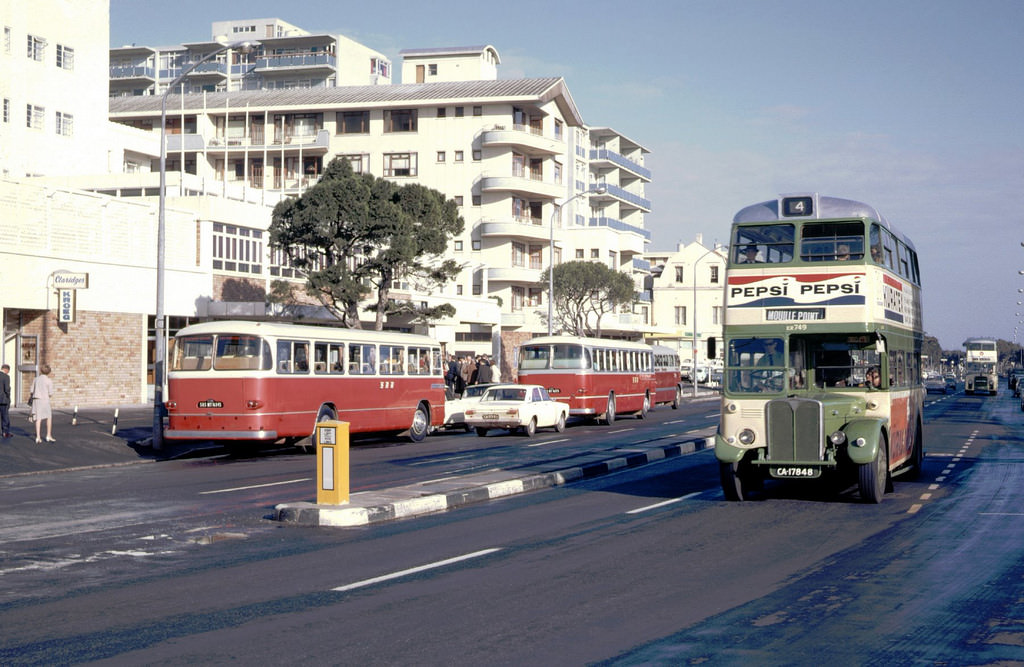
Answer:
xmin=652 ymin=345 xmax=684 ymax=409
xmin=517 ymin=336 xmax=656 ymax=423
xmin=165 ymin=320 xmax=446 ymax=445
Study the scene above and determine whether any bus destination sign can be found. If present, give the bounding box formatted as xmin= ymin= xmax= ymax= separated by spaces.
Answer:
xmin=765 ymin=308 xmax=826 ymax=321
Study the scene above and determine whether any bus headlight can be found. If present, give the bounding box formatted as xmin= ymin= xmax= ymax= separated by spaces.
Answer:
xmin=737 ymin=429 xmax=756 ymax=445
xmin=829 ymin=430 xmax=847 ymax=445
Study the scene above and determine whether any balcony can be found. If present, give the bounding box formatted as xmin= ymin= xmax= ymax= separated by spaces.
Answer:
xmin=486 ymin=267 xmax=543 ymax=284
xmin=109 ymin=65 xmax=156 ymax=83
xmin=184 ymin=61 xmax=229 ymax=81
xmin=481 ymin=125 xmax=562 ymax=155
xmin=255 ymin=53 xmax=337 ymax=76
xmin=480 ymin=173 xmax=564 ymax=199
xmin=478 ymin=217 xmax=550 ymax=242
xmin=592 ymin=183 xmax=651 ymax=212
xmin=205 ymin=128 xmax=331 ymax=153
xmin=588 ymin=216 xmax=652 ymax=241
xmin=589 ymin=149 xmax=652 ymax=181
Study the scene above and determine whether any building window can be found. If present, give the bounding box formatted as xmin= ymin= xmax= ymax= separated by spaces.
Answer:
xmin=674 ymin=306 xmax=687 ymax=326
xmin=55 ymin=111 xmax=73 ymax=136
xmin=436 ymin=107 xmax=446 ymax=118
xmin=456 ymin=285 xmax=463 ymax=295
xmin=554 ymin=119 xmax=563 ymax=140
xmin=675 ymin=266 xmax=684 ymax=282
xmin=336 ymin=110 xmax=369 ymax=134
xmin=473 ymin=106 xmax=482 ymax=116
xmin=5 ymin=27 xmax=12 ymax=54
xmin=472 ymin=149 xmax=482 ymax=161
xmin=472 ymin=195 xmax=481 ymax=206
xmin=454 ymin=150 xmax=464 ymax=162
xmin=511 ymin=286 xmax=525 ymax=311
xmin=383 ymin=109 xmax=417 ymax=132
xmin=383 ymin=153 xmax=417 ymax=177
xmin=455 ymin=106 xmax=464 ymax=117
xmin=2 ymin=98 xmax=8 ymax=123
xmin=26 ymin=104 xmax=44 ymax=130
xmin=428 ymin=63 xmax=437 ymax=75
xmin=212 ymin=223 xmax=263 ymax=275
xmin=527 ymin=288 xmax=543 ymax=307
xmin=27 ymin=34 xmax=45 ymax=62
xmin=472 ymin=240 xmax=481 ymax=251
xmin=454 ymin=240 xmax=463 ymax=252
xmin=529 ymin=245 xmax=543 ymax=269
xmin=437 ymin=151 xmax=446 ymax=162
xmin=713 ymin=306 xmax=722 ymax=325
xmin=472 ymin=284 xmax=482 ymax=296
xmin=591 ymin=249 xmax=599 ymax=259
xmin=454 ymin=196 xmax=464 ymax=206
xmin=339 ymin=153 xmax=367 ymax=173
xmin=56 ymin=44 xmax=74 ymax=70
xmin=512 ymin=242 xmax=526 ymax=267
xmin=575 ymin=249 xmax=584 ymax=259
xmin=710 ymin=265 xmax=720 ymax=283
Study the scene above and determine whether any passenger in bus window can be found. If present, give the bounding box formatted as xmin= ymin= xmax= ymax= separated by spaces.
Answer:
xmin=836 ymin=244 xmax=851 ymax=261
xmin=739 ymin=245 xmax=760 ymax=263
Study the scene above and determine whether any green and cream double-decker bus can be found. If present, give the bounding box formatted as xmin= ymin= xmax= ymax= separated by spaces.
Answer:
xmin=715 ymin=193 xmax=925 ymax=503
xmin=962 ymin=337 xmax=998 ymax=396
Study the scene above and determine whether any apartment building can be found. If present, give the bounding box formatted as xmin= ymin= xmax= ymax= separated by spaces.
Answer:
xmin=106 ymin=42 xmax=654 ymax=375
xmin=109 ymin=18 xmax=391 ymax=98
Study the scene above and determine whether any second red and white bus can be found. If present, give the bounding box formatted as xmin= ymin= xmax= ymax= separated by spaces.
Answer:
xmin=165 ymin=320 xmax=447 ymax=446
xmin=517 ymin=336 xmax=659 ymax=423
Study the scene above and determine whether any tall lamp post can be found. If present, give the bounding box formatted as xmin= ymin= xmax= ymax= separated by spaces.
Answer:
xmin=547 ymin=183 xmax=607 ymax=335
xmin=692 ymin=244 xmax=727 ymax=397
xmin=153 ymin=40 xmax=256 ymax=450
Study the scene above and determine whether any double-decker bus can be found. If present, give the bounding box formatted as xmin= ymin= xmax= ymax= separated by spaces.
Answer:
xmin=517 ymin=336 xmax=656 ymax=423
xmin=652 ymin=345 xmax=684 ymax=409
xmin=963 ymin=337 xmax=998 ymax=395
xmin=165 ymin=320 xmax=446 ymax=446
xmin=715 ymin=193 xmax=925 ymax=503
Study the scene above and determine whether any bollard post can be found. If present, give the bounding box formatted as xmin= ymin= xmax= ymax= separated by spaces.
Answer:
xmin=72 ymin=405 xmax=78 ymax=426
xmin=316 ymin=420 xmax=350 ymax=505
xmin=111 ymin=407 xmax=119 ymax=436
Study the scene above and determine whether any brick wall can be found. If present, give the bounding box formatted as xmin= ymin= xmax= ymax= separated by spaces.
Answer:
xmin=7 ymin=309 xmax=144 ymax=407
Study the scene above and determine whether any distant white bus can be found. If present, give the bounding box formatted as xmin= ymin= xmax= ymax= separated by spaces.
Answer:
xmin=963 ymin=337 xmax=998 ymax=396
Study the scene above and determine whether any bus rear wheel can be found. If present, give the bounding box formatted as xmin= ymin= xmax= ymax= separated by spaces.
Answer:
xmin=604 ymin=394 xmax=616 ymax=425
xmin=408 ymin=403 xmax=430 ymax=443
xmin=671 ymin=387 xmax=681 ymax=410
xmin=636 ymin=393 xmax=650 ymax=419
xmin=858 ymin=439 xmax=888 ymax=503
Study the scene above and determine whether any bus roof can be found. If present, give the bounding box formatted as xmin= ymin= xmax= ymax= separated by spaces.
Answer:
xmin=523 ymin=335 xmax=652 ymax=352
xmin=963 ymin=337 xmax=998 ymax=346
xmin=733 ymin=193 xmax=916 ymax=252
xmin=175 ymin=320 xmax=440 ymax=346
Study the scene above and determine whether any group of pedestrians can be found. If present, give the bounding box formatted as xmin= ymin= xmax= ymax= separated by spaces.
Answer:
xmin=444 ymin=354 xmax=501 ymax=396
xmin=0 ymin=363 xmax=57 ymax=443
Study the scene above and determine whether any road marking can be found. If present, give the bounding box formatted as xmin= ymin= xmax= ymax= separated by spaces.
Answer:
xmin=332 ymin=548 xmax=502 ymax=592
xmin=703 ymin=413 xmax=718 ymax=418
xmin=409 ymin=454 xmax=473 ymax=466
xmin=608 ymin=428 xmax=634 ymax=434
xmin=199 ymin=478 xmax=312 ymax=495
xmin=527 ymin=438 xmax=570 ymax=448
xmin=627 ymin=491 xmax=702 ymax=514
xmin=665 ymin=419 xmax=686 ymax=424
xmin=908 ymin=504 xmax=922 ymax=514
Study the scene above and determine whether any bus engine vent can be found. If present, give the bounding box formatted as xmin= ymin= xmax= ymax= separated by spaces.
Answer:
xmin=766 ymin=398 xmax=824 ymax=462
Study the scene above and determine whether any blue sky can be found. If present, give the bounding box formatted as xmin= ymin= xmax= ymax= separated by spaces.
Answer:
xmin=110 ymin=0 xmax=1024 ymax=351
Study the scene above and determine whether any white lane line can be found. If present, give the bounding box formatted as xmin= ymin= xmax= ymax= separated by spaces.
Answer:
xmin=665 ymin=419 xmax=686 ymax=424
xmin=332 ymin=548 xmax=502 ymax=592
xmin=527 ymin=438 xmax=570 ymax=448
xmin=199 ymin=478 xmax=312 ymax=495
xmin=608 ymin=428 xmax=634 ymax=434
xmin=409 ymin=454 xmax=473 ymax=466
xmin=703 ymin=413 xmax=718 ymax=418
xmin=627 ymin=491 xmax=702 ymax=515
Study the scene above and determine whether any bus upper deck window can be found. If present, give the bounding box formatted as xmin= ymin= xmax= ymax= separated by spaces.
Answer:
xmin=732 ymin=224 xmax=794 ymax=264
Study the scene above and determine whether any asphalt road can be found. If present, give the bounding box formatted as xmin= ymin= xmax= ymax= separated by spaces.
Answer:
xmin=2 ymin=386 xmax=1024 ymax=664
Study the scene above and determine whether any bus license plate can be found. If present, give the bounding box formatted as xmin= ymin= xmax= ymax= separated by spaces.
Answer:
xmin=770 ymin=466 xmax=820 ymax=479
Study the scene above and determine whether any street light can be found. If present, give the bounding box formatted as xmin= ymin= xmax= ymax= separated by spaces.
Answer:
xmin=547 ymin=183 xmax=607 ymax=335
xmin=153 ymin=40 xmax=256 ymax=450
xmin=692 ymin=244 xmax=727 ymax=397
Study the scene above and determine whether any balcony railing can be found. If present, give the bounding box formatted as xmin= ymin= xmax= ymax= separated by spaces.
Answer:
xmin=109 ymin=65 xmax=156 ymax=80
xmin=599 ymin=183 xmax=652 ymax=211
xmin=589 ymin=149 xmax=652 ymax=180
xmin=588 ymin=216 xmax=652 ymax=241
xmin=257 ymin=54 xmax=336 ymax=70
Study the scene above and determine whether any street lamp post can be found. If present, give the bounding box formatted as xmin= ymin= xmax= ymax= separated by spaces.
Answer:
xmin=547 ymin=184 xmax=607 ymax=335
xmin=153 ymin=40 xmax=256 ymax=450
xmin=692 ymin=244 xmax=727 ymax=397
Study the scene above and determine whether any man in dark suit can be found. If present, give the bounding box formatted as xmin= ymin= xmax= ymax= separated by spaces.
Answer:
xmin=0 ymin=363 xmax=11 ymax=438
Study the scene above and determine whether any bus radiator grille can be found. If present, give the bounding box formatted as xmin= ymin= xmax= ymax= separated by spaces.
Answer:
xmin=766 ymin=398 xmax=824 ymax=463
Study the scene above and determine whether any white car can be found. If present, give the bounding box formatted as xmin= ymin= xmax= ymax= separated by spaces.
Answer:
xmin=464 ymin=384 xmax=570 ymax=437
xmin=441 ymin=383 xmax=499 ymax=431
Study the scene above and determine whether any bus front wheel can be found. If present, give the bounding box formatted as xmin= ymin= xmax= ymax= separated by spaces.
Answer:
xmin=858 ymin=439 xmax=888 ymax=503
xmin=720 ymin=461 xmax=747 ymax=501
xmin=408 ymin=403 xmax=430 ymax=443
xmin=604 ymin=394 xmax=616 ymax=425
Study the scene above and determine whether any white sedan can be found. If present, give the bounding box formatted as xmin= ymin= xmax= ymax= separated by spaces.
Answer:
xmin=464 ymin=384 xmax=570 ymax=437
xmin=441 ymin=383 xmax=499 ymax=431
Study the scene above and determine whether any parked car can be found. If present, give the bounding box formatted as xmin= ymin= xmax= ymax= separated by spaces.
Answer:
xmin=1011 ymin=371 xmax=1024 ymax=397
xmin=924 ymin=375 xmax=947 ymax=394
xmin=944 ymin=375 xmax=957 ymax=392
xmin=441 ymin=383 xmax=499 ymax=431
xmin=464 ymin=384 xmax=570 ymax=437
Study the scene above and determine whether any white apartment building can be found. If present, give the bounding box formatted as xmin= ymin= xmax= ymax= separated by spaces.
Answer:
xmin=109 ymin=18 xmax=391 ymax=98
xmin=646 ymin=237 xmax=728 ymax=368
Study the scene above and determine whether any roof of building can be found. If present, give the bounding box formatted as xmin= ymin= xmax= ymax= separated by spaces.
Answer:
xmin=108 ymin=77 xmax=585 ymax=125
xmin=398 ymin=45 xmax=501 ymax=64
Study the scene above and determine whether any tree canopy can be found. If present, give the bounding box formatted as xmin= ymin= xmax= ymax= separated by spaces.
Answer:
xmin=548 ymin=260 xmax=637 ymax=337
xmin=268 ymin=157 xmax=464 ymax=329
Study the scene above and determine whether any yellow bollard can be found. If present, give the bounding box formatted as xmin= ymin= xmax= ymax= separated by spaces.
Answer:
xmin=316 ymin=420 xmax=350 ymax=505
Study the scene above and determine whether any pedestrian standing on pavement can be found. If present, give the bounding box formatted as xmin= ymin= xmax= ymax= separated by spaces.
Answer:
xmin=476 ymin=356 xmax=493 ymax=384
xmin=491 ymin=357 xmax=502 ymax=383
xmin=0 ymin=363 xmax=11 ymax=438
xmin=30 ymin=364 xmax=55 ymax=444
xmin=460 ymin=355 xmax=476 ymax=390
